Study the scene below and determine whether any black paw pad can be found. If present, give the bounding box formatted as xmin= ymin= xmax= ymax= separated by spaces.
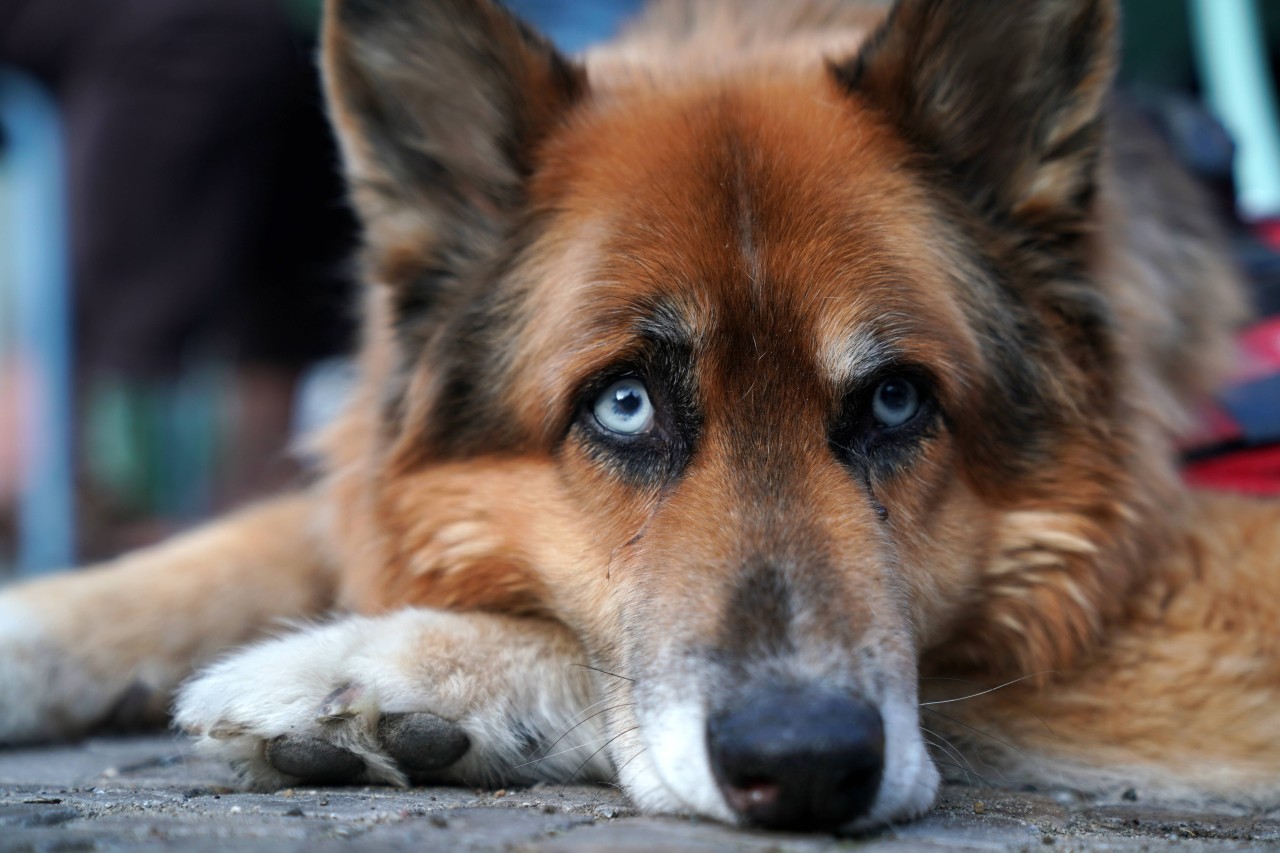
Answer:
xmin=264 ymin=735 xmax=364 ymax=783
xmin=377 ymin=712 xmax=470 ymax=773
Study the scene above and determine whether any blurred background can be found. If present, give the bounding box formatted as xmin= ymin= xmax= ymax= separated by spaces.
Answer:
xmin=1 ymin=0 xmax=1279 ymax=579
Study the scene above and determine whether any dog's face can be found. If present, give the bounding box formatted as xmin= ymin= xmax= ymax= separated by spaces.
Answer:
xmin=323 ymin=0 xmax=1138 ymax=832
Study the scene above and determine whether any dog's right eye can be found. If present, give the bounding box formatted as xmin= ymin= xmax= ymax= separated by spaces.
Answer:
xmin=593 ymin=379 xmax=655 ymax=435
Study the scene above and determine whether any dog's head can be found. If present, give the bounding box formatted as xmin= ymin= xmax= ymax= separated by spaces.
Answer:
xmin=318 ymin=0 xmax=1187 ymax=831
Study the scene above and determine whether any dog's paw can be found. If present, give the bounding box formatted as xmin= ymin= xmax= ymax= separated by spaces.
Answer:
xmin=260 ymin=691 xmax=473 ymax=785
xmin=174 ymin=609 xmax=608 ymax=789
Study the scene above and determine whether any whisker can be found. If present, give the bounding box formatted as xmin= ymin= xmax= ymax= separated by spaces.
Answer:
xmin=922 ymin=705 xmax=1049 ymax=755
xmin=920 ymin=727 xmax=978 ymax=777
xmin=612 ymin=744 xmax=648 ymax=782
xmin=568 ymin=725 xmax=640 ymax=782
xmin=931 ymin=758 xmax=991 ymax=787
xmin=514 ymin=729 xmax=633 ymax=770
xmin=922 ymin=737 xmax=971 ymax=776
xmin=919 ymin=671 xmax=1056 ymax=706
xmin=571 ymin=663 xmax=635 ymax=683
xmin=919 ymin=676 xmax=1055 ymax=735
xmin=566 ymin=692 xmax=623 ymax=725
xmin=596 ymin=780 xmax=628 ymax=793
xmin=527 ymin=704 xmax=635 ymax=767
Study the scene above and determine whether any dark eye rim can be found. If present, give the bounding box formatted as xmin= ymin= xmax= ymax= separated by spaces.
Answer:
xmin=567 ymin=363 xmax=698 ymax=486
xmin=832 ymin=365 xmax=941 ymax=455
xmin=592 ymin=377 xmax=655 ymax=435
xmin=575 ymin=368 xmax=666 ymax=446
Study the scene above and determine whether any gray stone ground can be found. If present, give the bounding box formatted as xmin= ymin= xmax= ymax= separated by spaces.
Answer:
xmin=1 ymin=735 xmax=1277 ymax=852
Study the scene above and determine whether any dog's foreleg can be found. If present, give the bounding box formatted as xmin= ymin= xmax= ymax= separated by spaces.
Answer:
xmin=175 ymin=609 xmax=611 ymax=790
xmin=0 ymin=494 xmax=335 ymax=744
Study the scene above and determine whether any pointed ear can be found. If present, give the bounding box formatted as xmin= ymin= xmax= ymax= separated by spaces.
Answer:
xmin=835 ymin=0 xmax=1117 ymax=241
xmin=323 ymin=0 xmax=586 ymax=334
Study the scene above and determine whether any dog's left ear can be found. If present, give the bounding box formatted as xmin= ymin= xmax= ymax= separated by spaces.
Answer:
xmin=323 ymin=0 xmax=586 ymax=337
xmin=835 ymin=0 xmax=1117 ymax=242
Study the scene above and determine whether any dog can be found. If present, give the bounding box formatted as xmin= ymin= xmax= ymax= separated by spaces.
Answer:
xmin=2 ymin=0 xmax=1278 ymax=833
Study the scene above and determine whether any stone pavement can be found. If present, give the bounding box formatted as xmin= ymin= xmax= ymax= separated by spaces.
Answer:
xmin=1 ymin=735 xmax=1277 ymax=851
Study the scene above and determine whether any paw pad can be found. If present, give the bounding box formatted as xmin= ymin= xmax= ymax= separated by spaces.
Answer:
xmin=378 ymin=712 xmax=470 ymax=774
xmin=261 ymin=712 xmax=471 ymax=784
xmin=264 ymin=735 xmax=364 ymax=783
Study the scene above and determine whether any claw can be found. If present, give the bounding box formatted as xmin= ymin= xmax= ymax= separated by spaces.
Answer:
xmin=316 ymin=683 xmax=363 ymax=721
xmin=207 ymin=723 xmax=247 ymax=739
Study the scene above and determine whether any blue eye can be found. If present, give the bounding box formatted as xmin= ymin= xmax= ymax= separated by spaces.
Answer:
xmin=872 ymin=377 xmax=920 ymax=427
xmin=594 ymin=379 xmax=654 ymax=435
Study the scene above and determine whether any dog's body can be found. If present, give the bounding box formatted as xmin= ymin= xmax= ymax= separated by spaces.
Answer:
xmin=2 ymin=0 xmax=1278 ymax=832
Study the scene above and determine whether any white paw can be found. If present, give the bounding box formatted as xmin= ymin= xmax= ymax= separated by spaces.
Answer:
xmin=174 ymin=609 xmax=611 ymax=790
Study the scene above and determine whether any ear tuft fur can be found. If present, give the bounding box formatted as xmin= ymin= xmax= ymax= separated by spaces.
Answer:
xmin=835 ymin=0 xmax=1118 ymax=240
xmin=323 ymin=0 xmax=586 ymax=340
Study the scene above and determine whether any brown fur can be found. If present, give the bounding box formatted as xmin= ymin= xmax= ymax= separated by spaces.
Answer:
xmin=1 ymin=0 xmax=1276 ymax=828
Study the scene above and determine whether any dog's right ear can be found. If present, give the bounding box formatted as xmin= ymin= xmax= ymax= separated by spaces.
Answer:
xmin=323 ymin=0 xmax=586 ymax=339
xmin=835 ymin=0 xmax=1117 ymax=248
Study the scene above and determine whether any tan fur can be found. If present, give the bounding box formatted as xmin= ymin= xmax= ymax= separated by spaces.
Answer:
xmin=931 ymin=493 xmax=1280 ymax=801
xmin=0 ymin=496 xmax=333 ymax=741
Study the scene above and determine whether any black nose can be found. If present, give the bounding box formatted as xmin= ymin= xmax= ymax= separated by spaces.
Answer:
xmin=706 ymin=686 xmax=885 ymax=830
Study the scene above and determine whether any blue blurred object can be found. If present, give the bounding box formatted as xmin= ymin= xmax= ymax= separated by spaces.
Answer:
xmin=0 ymin=69 xmax=75 ymax=574
xmin=504 ymin=0 xmax=646 ymax=53
xmin=1220 ymin=375 xmax=1280 ymax=446
xmin=1189 ymin=0 xmax=1280 ymax=218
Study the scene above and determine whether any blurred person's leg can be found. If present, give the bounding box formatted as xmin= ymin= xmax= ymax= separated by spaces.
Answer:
xmin=0 ymin=0 xmax=335 ymax=555
xmin=2 ymin=0 xmax=298 ymax=374
xmin=227 ymin=51 xmax=357 ymax=508
xmin=58 ymin=0 xmax=297 ymax=379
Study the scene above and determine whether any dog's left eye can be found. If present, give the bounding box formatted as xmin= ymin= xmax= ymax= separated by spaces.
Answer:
xmin=594 ymin=379 xmax=655 ymax=435
xmin=871 ymin=377 xmax=920 ymax=427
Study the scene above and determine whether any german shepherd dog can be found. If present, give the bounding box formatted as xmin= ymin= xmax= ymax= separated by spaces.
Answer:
xmin=2 ymin=0 xmax=1278 ymax=833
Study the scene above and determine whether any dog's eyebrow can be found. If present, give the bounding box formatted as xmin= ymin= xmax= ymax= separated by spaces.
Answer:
xmin=629 ymin=295 xmax=699 ymax=350
xmin=822 ymin=327 xmax=899 ymax=388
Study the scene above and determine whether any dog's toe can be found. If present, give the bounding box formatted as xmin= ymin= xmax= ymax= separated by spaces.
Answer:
xmin=264 ymin=734 xmax=365 ymax=783
xmin=378 ymin=711 xmax=470 ymax=773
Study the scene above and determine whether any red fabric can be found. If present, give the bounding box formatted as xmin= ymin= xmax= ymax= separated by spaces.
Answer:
xmin=1184 ymin=444 xmax=1280 ymax=496
xmin=1236 ymin=317 xmax=1280 ymax=380
xmin=1179 ymin=317 xmax=1280 ymax=495
xmin=1256 ymin=218 xmax=1280 ymax=251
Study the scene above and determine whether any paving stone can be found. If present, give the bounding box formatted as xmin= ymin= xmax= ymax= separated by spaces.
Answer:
xmin=0 ymin=735 xmax=1277 ymax=852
